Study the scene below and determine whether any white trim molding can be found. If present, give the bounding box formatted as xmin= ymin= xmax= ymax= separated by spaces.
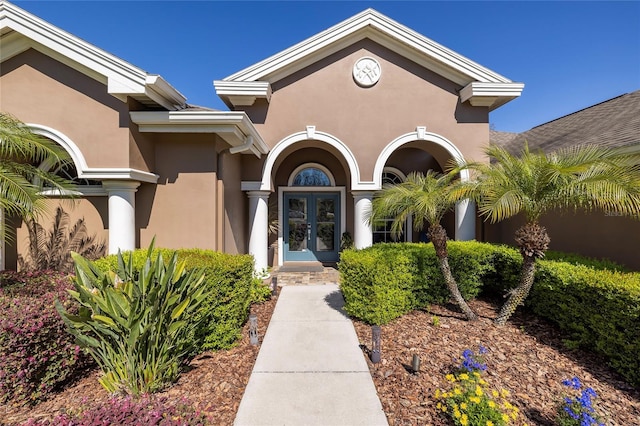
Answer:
xmin=28 ymin=123 xmax=158 ymax=183
xmin=130 ymin=110 xmax=269 ymax=158
xmin=460 ymin=82 xmax=525 ymax=111
xmin=287 ymin=163 xmax=336 ymax=187
xmin=259 ymin=128 xmax=365 ymax=191
xmin=374 ymin=128 xmax=470 ymax=186
xmin=0 ymin=2 xmax=186 ymax=110
xmin=213 ymin=81 xmax=272 ymax=109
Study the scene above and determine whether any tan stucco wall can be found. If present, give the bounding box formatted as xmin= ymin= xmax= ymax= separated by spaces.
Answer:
xmin=241 ymin=39 xmax=490 ymax=183
xmin=0 ymin=49 xmax=134 ymax=169
xmin=484 ymin=211 xmax=640 ymax=271
xmin=11 ymin=198 xmax=108 ymax=270
xmin=139 ymin=134 xmax=219 ymax=249
xmin=221 ymin=151 xmax=246 ymax=254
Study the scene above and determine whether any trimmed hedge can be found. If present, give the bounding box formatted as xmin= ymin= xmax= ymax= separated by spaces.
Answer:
xmin=339 ymin=242 xmax=496 ymax=324
xmin=94 ymin=248 xmax=268 ymax=352
xmin=339 ymin=242 xmax=640 ymax=387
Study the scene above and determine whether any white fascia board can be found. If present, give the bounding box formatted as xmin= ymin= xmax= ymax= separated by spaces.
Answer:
xmin=130 ymin=111 xmax=269 ymax=155
xmin=214 ymin=81 xmax=272 ymax=99
xmin=0 ymin=1 xmax=185 ymax=109
xmin=223 ymin=8 xmax=512 ymax=86
xmin=79 ymin=168 xmax=158 ymax=184
xmin=214 ymin=81 xmax=272 ymax=108
xmin=460 ymin=82 xmax=525 ymax=110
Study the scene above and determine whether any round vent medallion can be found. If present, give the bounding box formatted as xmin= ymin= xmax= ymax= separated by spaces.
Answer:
xmin=353 ymin=57 xmax=381 ymax=87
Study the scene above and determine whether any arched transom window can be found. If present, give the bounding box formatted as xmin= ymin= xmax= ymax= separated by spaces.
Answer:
xmin=288 ymin=163 xmax=335 ymax=187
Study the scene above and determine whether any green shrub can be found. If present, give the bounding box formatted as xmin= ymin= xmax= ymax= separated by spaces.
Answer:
xmin=95 ymin=248 xmax=264 ymax=352
xmin=529 ymin=260 xmax=640 ymax=387
xmin=339 ymin=242 xmax=495 ymax=324
xmin=56 ymin=243 xmax=208 ymax=395
xmin=339 ymin=248 xmax=415 ymax=325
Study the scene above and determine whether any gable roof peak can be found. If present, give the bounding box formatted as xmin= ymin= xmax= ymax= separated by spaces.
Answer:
xmin=216 ymin=7 xmax=523 ymax=110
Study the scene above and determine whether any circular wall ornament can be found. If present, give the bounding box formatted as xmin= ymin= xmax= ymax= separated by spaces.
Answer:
xmin=353 ymin=57 xmax=381 ymax=87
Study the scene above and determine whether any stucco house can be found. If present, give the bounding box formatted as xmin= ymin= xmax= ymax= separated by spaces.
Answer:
xmin=0 ymin=1 xmax=527 ymax=271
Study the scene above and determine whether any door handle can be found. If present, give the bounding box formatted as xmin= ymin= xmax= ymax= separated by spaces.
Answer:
xmin=307 ymin=223 xmax=311 ymax=240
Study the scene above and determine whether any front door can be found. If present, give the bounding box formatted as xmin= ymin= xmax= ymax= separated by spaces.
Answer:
xmin=284 ymin=192 xmax=340 ymax=262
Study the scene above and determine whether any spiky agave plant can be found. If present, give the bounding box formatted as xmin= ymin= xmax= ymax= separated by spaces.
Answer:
xmin=368 ymin=170 xmax=478 ymax=321
xmin=458 ymin=143 xmax=640 ymax=325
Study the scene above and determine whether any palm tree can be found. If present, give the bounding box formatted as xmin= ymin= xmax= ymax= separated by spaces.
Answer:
xmin=459 ymin=143 xmax=640 ymax=325
xmin=0 ymin=113 xmax=75 ymax=243
xmin=369 ymin=170 xmax=478 ymax=321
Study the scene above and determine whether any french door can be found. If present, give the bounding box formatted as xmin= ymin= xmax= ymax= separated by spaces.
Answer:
xmin=283 ymin=192 xmax=340 ymax=262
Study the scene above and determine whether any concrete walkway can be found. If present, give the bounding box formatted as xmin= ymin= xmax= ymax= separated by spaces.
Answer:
xmin=234 ymin=284 xmax=388 ymax=426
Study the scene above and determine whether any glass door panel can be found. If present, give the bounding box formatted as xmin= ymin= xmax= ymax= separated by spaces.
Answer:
xmin=315 ymin=197 xmax=336 ymax=252
xmin=287 ymin=197 xmax=308 ymax=252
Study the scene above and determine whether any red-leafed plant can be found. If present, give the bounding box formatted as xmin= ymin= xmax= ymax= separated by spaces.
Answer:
xmin=21 ymin=394 xmax=211 ymax=425
xmin=0 ymin=270 xmax=91 ymax=405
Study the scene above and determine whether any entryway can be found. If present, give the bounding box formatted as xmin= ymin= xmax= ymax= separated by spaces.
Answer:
xmin=283 ymin=192 xmax=340 ymax=262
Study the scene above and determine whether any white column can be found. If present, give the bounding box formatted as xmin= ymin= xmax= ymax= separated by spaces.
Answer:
xmin=103 ymin=180 xmax=140 ymax=254
xmin=247 ymin=191 xmax=270 ymax=273
xmin=352 ymin=191 xmax=374 ymax=249
xmin=455 ymin=199 xmax=476 ymax=241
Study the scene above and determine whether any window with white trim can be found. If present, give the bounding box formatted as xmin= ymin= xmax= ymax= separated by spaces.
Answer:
xmin=373 ymin=168 xmax=410 ymax=243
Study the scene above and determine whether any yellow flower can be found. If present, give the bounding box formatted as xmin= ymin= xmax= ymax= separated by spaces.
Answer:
xmin=502 ymin=414 xmax=510 ymax=422
xmin=454 ymin=388 xmax=462 ymax=395
xmin=459 ymin=373 xmax=470 ymax=380
xmin=436 ymin=402 xmax=442 ymax=410
xmin=446 ymin=374 xmax=456 ymax=382
xmin=487 ymin=422 xmax=494 ymax=426
xmin=475 ymin=385 xmax=483 ymax=396
xmin=460 ymin=402 xmax=467 ymax=410
xmin=488 ymin=400 xmax=496 ymax=408
xmin=503 ymin=401 xmax=513 ymax=410
xmin=470 ymin=397 xmax=481 ymax=404
xmin=500 ymin=389 xmax=510 ymax=397
xmin=479 ymin=379 xmax=488 ymax=385
xmin=473 ymin=371 xmax=481 ymax=378
xmin=454 ymin=409 xmax=461 ymax=419
xmin=460 ymin=414 xmax=468 ymax=426
xmin=435 ymin=389 xmax=441 ymax=399
xmin=491 ymin=390 xmax=499 ymax=397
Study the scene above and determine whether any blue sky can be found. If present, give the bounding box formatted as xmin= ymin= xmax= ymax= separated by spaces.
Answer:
xmin=12 ymin=1 xmax=640 ymax=133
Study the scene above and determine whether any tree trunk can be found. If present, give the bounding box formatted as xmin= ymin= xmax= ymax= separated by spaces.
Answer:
xmin=495 ymin=221 xmax=550 ymax=325
xmin=494 ymin=254 xmax=536 ymax=325
xmin=429 ymin=224 xmax=477 ymax=321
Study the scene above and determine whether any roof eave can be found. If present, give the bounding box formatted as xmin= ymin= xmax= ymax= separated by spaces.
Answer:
xmin=0 ymin=1 xmax=186 ymax=110
xmin=460 ymin=82 xmax=525 ymax=111
xmin=130 ymin=110 xmax=269 ymax=156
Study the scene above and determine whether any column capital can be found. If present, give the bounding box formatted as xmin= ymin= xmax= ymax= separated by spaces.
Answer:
xmin=102 ymin=180 xmax=141 ymax=192
xmin=246 ymin=190 xmax=271 ymax=199
xmin=351 ymin=190 xmax=375 ymax=199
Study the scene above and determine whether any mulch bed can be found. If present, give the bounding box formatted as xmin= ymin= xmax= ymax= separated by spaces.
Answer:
xmin=0 ymin=295 xmax=279 ymax=426
xmin=2 ymin=293 xmax=639 ymax=425
xmin=352 ymin=298 xmax=640 ymax=426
